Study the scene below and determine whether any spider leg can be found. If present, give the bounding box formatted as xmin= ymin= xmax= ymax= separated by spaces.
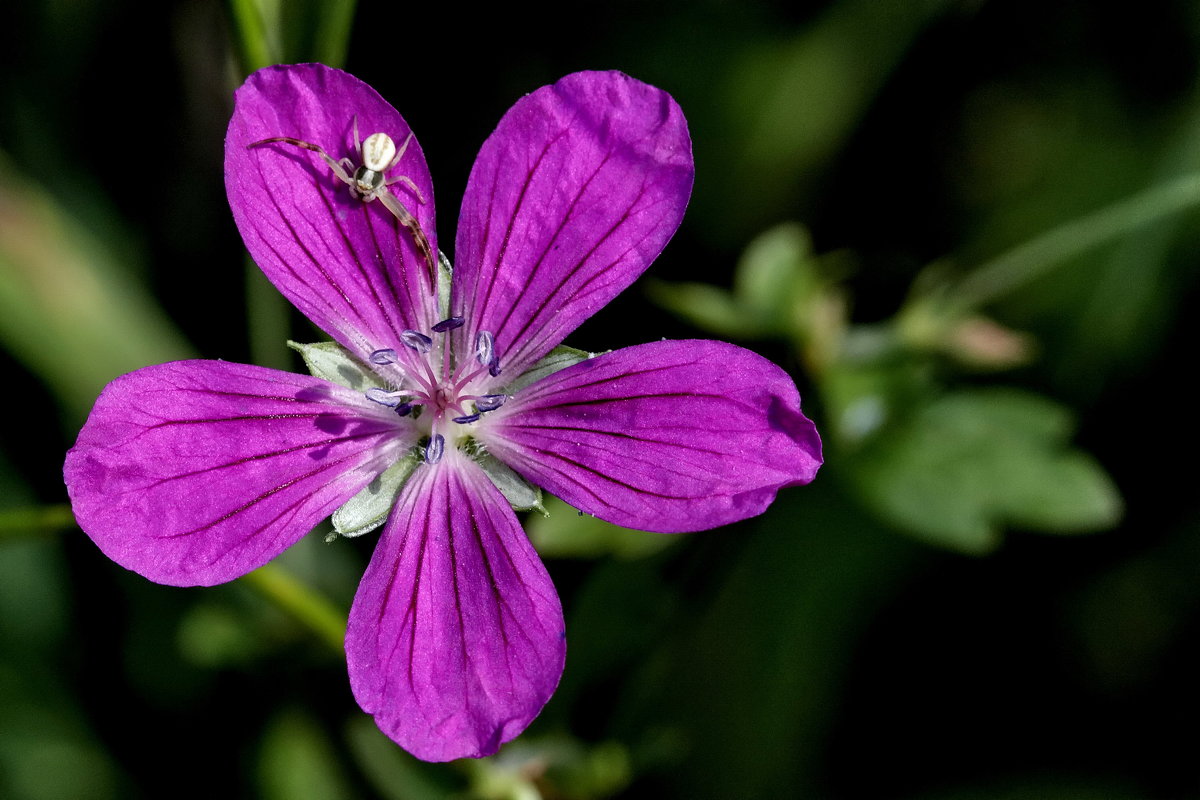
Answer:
xmin=384 ymin=173 xmax=427 ymax=205
xmin=376 ymin=191 xmax=436 ymax=283
xmin=249 ymin=137 xmax=354 ymax=189
xmin=388 ymin=132 xmax=414 ymax=170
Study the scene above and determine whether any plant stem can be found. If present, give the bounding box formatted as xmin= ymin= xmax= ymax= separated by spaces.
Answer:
xmin=1 ymin=504 xmax=345 ymax=654
xmin=0 ymin=504 xmax=77 ymax=537
xmin=953 ymin=172 xmax=1200 ymax=308
xmin=315 ymin=0 xmax=358 ymax=69
xmin=227 ymin=0 xmax=275 ymax=74
xmin=240 ymin=562 xmax=347 ymax=654
xmin=246 ymin=256 xmax=294 ymax=371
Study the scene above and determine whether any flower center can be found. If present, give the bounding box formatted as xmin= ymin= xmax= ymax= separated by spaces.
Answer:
xmin=363 ymin=317 xmax=507 ymax=463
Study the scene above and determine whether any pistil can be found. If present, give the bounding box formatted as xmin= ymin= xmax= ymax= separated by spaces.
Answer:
xmin=363 ymin=320 xmax=509 ymax=458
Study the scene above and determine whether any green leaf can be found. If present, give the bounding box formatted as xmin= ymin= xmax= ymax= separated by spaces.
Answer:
xmin=344 ymin=717 xmax=458 ymax=800
xmin=703 ymin=0 xmax=956 ymax=241
xmin=466 ymin=735 xmax=632 ymax=800
xmin=850 ymin=388 xmax=1122 ymax=553
xmin=646 ymin=280 xmax=755 ymax=338
xmin=0 ymin=150 xmax=193 ymax=423
xmin=734 ymin=222 xmax=815 ymax=322
xmin=176 ymin=602 xmax=265 ymax=668
xmin=649 ymin=222 xmax=820 ymax=340
xmin=288 ymin=340 xmax=381 ymax=392
xmin=257 ymin=709 xmax=353 ymax=800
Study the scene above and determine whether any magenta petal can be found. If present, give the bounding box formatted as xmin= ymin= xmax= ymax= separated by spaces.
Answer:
xmin=453 ymin=70 xmax=693 ymax=377
xmin=226 ymin=64 xmax=439 ymax=357
xmin=64 ymin=360 xmax=409 ymax=587
xmin=480 ymin=340 xmax=822 ymax=532
xmin=346 ymin=456 xmax=565 ymax=762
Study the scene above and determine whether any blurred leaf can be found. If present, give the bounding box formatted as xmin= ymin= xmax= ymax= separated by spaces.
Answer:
xmin=176 ymin=601 xmax=266 ymax=668
xmin=468 ymin=735 xmax=632 ymax=800
xmin=705 ymin=0 xmax=956 ymax=240
xmin=345 ymin=716 xmax=457 ymax=800
xmin=228 ymin=0 xmax=279 ymax=72
xmin=0 ymin=669 xmax=120 ymax=800
xmin=618 ymin=484 xmax=919 ymax=798
xmin=0 ymin=461 xmax=66 ymax=662
xmin=821 ymin=350 xmax=934 ymax=447
xmin=248 ymin=262 xmax=295 ymax=370
xmin=735 ymin=222 xmax=816 ymax=316
xmin=646 ymin=280 xmax=751 ymax=338
xmin=0 ymin=457 xmax=122 ymax=800
xmin=0 ymin=537 xmax=69 ymax=659
xmin=540 ymin=739 xmax=631 ymax=799
xmin=850 ymin=388 xmax=1122 ymax=553
xmin=258 ymin=708 xmax=354 ymax=800
xmin=549 ymin=556 xmax=681 ymax=720
xmin=1067 ymin=512 xmax=1200 ymax=695
xmin=228 ymin=0 xmax=357 ymax=74
xmin=0 ymin=150 xmax=192 ymax=424
xmin=313 ymin=0 xmax=358 ymax=68
xmin=650 ymin=223 xmax=818 ymax=340
xmin=528 ymin=496 xmax=677 ymax=561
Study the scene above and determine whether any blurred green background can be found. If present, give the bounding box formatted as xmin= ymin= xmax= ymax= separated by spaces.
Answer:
xmin=3 ymin=0 xmax=1199 ymax=797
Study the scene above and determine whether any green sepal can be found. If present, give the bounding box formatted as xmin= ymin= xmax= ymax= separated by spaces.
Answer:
xmin=437 ymin=250 xmax=453 ymax=322
xmin=477 ymin=453 xmax=545 ymax=514
xmin=330 ymin=456 xmax=420 ymax=540
xmin=287 ymin=340 xmax=382 ymax=392
xmin=503 ymin=345 xmax=595 ymax=393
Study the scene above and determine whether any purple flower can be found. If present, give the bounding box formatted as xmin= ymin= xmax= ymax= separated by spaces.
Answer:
xmin=64 ymin=64 xmax=822 ymax=761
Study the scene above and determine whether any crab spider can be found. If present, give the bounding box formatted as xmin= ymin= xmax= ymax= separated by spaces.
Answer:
xmin=250 ymin=118 xmax=435 ymax=281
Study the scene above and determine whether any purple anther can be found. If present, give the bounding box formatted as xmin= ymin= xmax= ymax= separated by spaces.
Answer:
xmin=394 ymin=402 xmax=414 ymax=417
xmin=368 ymin=348 xmax=397 ymax=365
xmin=475 ymin=394 xmax=507 ymax=412
xmin=431 ymin=316 xmax=466 ymax=332
xmin=400 ymin=330 xmax=433 ymax=353
xmin=365 ymin=387 xmax=403 ymax=407
xmin=488 ymin=354 xmax=502 ymax=378
xmin=452 ymin=413 xmax=481 ymax=424
xmin=424 ymin=434 xmax=445 ymax=464
xmin=475 ymin=331 xmax=494 ymax=366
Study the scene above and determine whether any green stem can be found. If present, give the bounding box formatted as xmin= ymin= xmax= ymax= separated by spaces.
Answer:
xmin=240 ymin=562 xmax=347 ymax=654
xmin=1 ymin=504 xmax=345 ymax=654
xmin=246 ymin=255 xmax=294 ymax=371
xmin=0 ymin=504 xmax=77 ymax=537
xmin=315 ymin=0 xmax=358 ymax=69
xmin=953 ymin=172 xmax=1200 ymax=308
xmin=227 ymin=0 xmax=275 ymax=74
